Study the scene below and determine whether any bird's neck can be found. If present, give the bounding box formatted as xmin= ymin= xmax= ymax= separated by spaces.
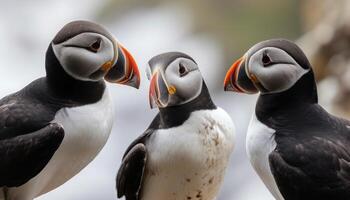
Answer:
xmin=255 ymin=72 xmax=318 ymax=124
xmin=158 ymin=81 xmax=216 ymax=128
xmin=44 ymin=44 xmax=106 ymax=104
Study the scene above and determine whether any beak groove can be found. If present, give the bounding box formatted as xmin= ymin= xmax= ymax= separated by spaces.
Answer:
xmin=149 ymin=72 xmax=159 ymax=109
xmin=148 ymin=71 xmax=172 ymax=109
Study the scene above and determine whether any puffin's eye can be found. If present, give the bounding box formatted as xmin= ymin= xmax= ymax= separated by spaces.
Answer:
xmin=89 ymin=39 xmax=101 ymax=53
xmin=262 ymin=52 xmax=272 ymax=66
xmin=179 ymin=63 xmax=188 ymax=77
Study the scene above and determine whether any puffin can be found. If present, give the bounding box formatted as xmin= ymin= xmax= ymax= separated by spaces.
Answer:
xmin=116 ymin=52 xmax=235 ymax=200
xmin=224 ymin=39 xmax=350 ymax=200
xmin=0 ymin=20 xmax=140 ymax=200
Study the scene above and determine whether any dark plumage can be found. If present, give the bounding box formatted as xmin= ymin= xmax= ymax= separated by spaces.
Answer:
xmin=262 ymin=99 xmax=350 ymax=200
xmin=224 ymin=39 xmax=350 ymax=200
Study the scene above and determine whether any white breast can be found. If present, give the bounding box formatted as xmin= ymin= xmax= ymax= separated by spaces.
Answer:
xmin=246 ymin=113 xmax=284 ymax=200
xmin=7 ymin=88 xmax=114 ymax=200
xmin=141 ymin=108 xmax=235 ymax=200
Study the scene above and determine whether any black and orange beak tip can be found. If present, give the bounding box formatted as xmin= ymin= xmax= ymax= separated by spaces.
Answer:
xmin=121 ymin=45 xmax=141 ymax=89
xmin=224 ymin=57 xmax=244 ymax=92
xmin=103 ymin=41 xmax=141 ymax=89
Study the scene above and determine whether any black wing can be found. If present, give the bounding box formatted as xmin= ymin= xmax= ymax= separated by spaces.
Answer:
xmin=0 ymin=88 xmax=59 ymax=140
xmin=116 ymin=114 xmax=160 ymax=200
xmin=269 ymin=133 xmax=350 ymax=200
xmin=0 ymin=123 xmax=64 ymax=187
xmin=0 ymin=82 xmax=66 ymax=187
xmin=116 ymin=144 xmax=147 ymax=200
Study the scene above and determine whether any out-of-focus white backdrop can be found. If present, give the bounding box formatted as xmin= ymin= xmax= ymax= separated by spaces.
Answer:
xmin=1 ymin=0 xmax=344 ymax=199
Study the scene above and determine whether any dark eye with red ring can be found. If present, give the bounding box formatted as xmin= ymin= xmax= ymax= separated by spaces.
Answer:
xmin=89 ymin=39 xmax=101 ymax=53
xmin=179 ymin=63 xmax=189 ymax=77
xmin=262 ymin=52 xmax=272 ymax=66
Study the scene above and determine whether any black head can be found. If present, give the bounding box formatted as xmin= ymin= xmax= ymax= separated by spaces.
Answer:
xmin=224 ymin=39 xmax=318 ymax=104
xmin=47 ymin=20 xmax=140 ymax=88
xmin=146 ymin=52 xmax=206 ymax=109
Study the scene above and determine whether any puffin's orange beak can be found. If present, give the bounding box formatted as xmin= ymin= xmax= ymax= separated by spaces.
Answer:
xmin=148 ymin=70 xmax=174 ymax=109
xmin=224 ymin=56 xmax=245 ymax=92
xmin=117 ymin=45 xmax=140 ymax=88
xmin=104 ymin=43 xmax=140 ymax=89
xmin=149 ymin=71 xmax=159 ymax=109
xmin=224 ymin=56 xmax=258 ymax=94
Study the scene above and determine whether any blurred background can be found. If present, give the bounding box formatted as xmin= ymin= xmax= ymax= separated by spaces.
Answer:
xmin=0 ymin=0 xmax=349 ymax=199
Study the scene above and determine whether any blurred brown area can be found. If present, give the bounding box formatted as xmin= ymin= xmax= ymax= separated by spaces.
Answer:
xmin=298 ymin=0 xmax=350 ymax=117
xmin=98 ymin=0 xmax=301 ymax=87
xmin=99 ymin=0 xmax=350 ymax=115
xmin=100 ymin=0 xmax=301 ymax=45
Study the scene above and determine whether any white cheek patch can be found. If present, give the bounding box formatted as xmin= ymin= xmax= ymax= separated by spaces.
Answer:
xmin=53 ymin=44 xmax=99 ymax=81
xmin=175 ymin=71 xmax=203 ymax=101
xmin=52 ymin=33 xmax=114 ymax=81
xmin=164 ymin=58 xmax=203 ymax=106
xmin=258 ymin=64 xmax=309 ymax=94
xmin=247 ymin=47 xmax=310 ymax=94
